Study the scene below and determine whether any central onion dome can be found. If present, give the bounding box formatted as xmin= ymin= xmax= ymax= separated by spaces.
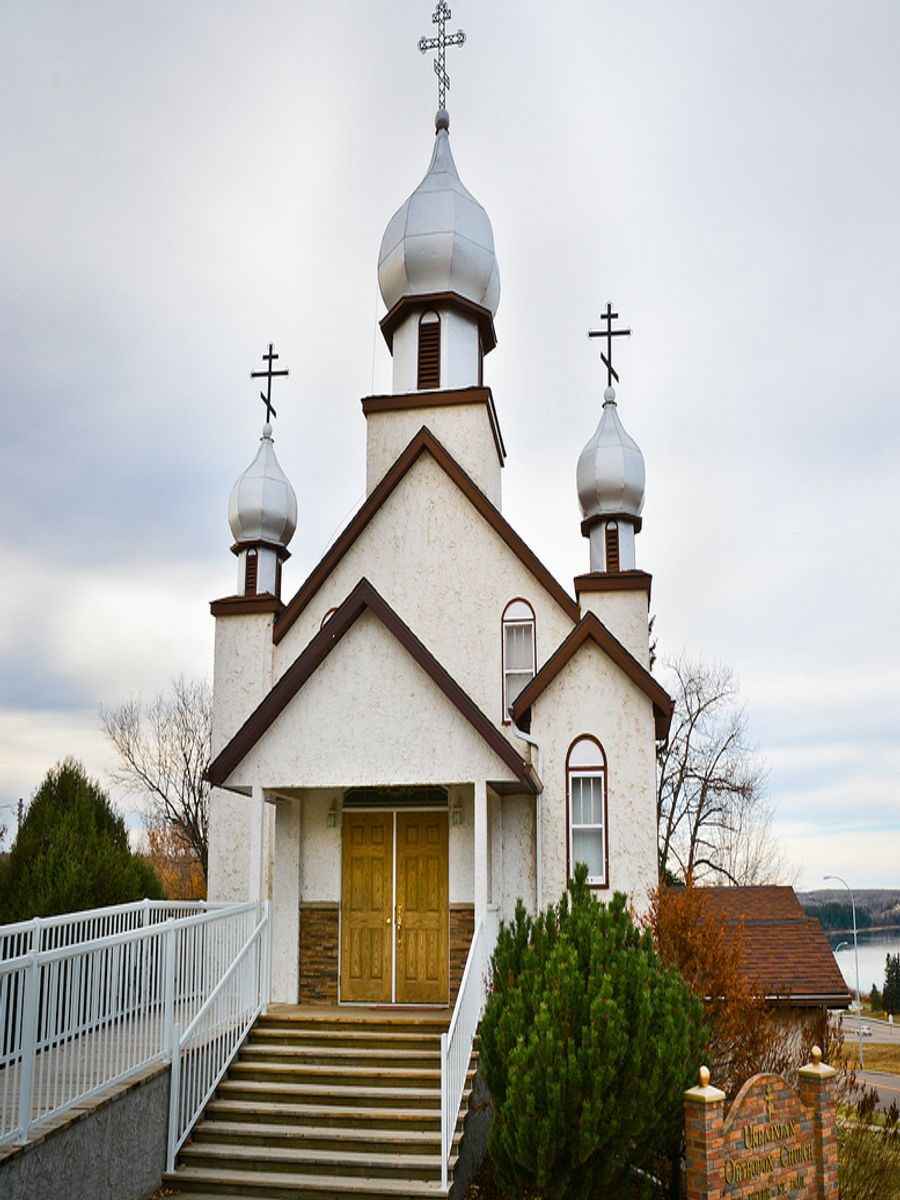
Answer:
xmin=228 ymin=423 xmax=298 ymax=548
xmin=576 ymin=387 xmax=646 ymax=521
xmin=378 ymin=110 xmax=500 ymax=316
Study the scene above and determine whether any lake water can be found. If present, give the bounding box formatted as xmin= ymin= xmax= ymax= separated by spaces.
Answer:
xmin=829 ymin=930 xmax=900 ymax=997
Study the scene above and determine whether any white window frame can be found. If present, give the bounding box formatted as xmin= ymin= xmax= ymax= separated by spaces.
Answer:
xmin=501 ymin=598 xmax=536 ymax=723
xmin=567 ymin=736 xmax=607 ymax=887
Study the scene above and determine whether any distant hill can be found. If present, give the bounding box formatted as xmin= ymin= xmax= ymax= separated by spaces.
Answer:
xmin=799 ymin=889 xmax=900 ymax=932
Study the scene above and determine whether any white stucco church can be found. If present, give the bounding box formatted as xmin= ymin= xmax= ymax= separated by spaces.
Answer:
xmin=206 ymin=98 xmax=673 ymax=1008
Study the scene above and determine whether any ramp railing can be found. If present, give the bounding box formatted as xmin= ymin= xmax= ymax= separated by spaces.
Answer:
xmin=0 ymin=899 xmax=265 ymax=1149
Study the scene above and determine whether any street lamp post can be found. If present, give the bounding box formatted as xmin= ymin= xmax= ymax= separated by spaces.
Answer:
xmin=824 ymin=873 xmax=863 ymax=1069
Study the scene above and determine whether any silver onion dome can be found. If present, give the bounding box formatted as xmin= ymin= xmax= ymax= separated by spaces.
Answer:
xmin=378 ymin=110 xmax=500 ymax=316
xmin=228 ymin=423 xmax=298 ymax=548
xmin=576 ymin=387 xmax=646 ymax=521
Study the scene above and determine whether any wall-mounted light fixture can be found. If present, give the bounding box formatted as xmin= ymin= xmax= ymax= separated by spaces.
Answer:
xmin=451 ymin=798 xmax=464 ymax=827
xmin=326 ymin=801 xmax=338 ymax=829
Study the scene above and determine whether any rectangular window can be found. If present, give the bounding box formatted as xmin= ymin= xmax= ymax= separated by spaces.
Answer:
xmin=504 ymin=621 xmax=535 ymax=714
xmin=569 ymin=773 xmax=605 ymax=885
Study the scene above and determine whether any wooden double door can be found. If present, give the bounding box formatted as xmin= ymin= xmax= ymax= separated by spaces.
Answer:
xmin=340 ymin=810 xmax=449 ymax=1004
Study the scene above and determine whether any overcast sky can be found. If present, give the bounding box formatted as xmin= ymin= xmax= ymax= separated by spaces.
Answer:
xmin=1 ymin=1 xmax=898 ymax=890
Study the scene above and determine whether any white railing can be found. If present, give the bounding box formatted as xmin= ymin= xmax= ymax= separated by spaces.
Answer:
xmin=0 ymin=900 xmax=264 ymax=1149
xmin=440 ymin=904 xmax=499 ymax=1191
xmin=167 ymin=905 xmax=269 ymax=1170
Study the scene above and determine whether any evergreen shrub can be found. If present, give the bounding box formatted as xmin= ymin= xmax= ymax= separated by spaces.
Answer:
xmin=0 ymin=758 xmax=163 ymax=923
xmin=479 ymin=866 xmax=706 ymax=1200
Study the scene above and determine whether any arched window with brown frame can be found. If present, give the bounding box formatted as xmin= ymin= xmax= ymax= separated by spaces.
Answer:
xmin=501 ymin=598 xmax=536 ymax=722
xmin=566 ymin=735 xmax=608 ymax=887
xmin=417 ymin=311 xmax=441 ymax=390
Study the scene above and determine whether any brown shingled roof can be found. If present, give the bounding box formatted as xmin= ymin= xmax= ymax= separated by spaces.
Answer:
xmin=697 ymin=886 xmax=852 ymax=1008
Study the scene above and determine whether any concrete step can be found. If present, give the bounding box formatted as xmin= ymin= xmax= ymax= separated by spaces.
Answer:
xmin=228 ymin=1061 xmax=443 ymax=1088
xmin=189 ymin=1119 xmax=460 ymax=1155
xmin=164 ymin=1165 xmax=450 ymax=1198
xmin=216 ymin=1078 xmax=443 ymax=1109
xmin=240 ymin=1044 xmax=441 ymax=1069
xmin=202 ymin=1098 xmax=452 ymax=1132
xmin=249 ymin=1027 xmax=444 ymax=1051
xmin=178 ymin=1141 xmax=452 ymax=1182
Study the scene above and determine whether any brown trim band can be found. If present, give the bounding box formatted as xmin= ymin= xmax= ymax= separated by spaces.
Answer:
xmin=361 ymin=386 xmax=507 ymax=464
xmin=574 ymin=571 xmax=653 ymax=602
xmin=208 ymin=577 xmax=539 ymax=793
xmin=380 ymin=292 xmax=497 ymax=355
xmin=580 ymin=512 xmax=643 ymax=536
xmin=210 ymin=594 xmax=282 ymax=617
xmin=274 ymin=426 xmax=579 ymax=645
xmin=510 ymin=611 xmax=674 ymax=740
xmin=230 ymin=539 xmax=292 ymax=562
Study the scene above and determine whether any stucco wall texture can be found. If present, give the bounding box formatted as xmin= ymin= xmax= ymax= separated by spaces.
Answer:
xmin=0 ymin=1067 xmax=168 ymax=1200
xmin=208 ymin=413 xmax=660 ymax=955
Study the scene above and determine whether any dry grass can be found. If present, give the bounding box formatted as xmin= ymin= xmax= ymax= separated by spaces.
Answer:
xmin=837 ymin=1043 xmax=900 ymax=1075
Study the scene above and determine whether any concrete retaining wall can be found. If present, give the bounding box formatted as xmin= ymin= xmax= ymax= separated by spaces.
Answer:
xmin=0 ymin=1065 xmax=169 ymax=1200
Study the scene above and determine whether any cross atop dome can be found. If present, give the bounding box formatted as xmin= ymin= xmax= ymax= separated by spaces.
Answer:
xmin=251 ymin=342 xmax=289 ymax=424
xmin=588 ymin=303 xmax=632 ymax=390
xmin=418 ymin=1 xmax=466 ymax=112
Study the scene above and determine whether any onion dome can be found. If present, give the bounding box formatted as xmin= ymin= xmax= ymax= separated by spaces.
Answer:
xmin=378 ymin=110 xmax=500 ymax=316
xmin=228 ymin=423 xmax=297 ymax=548
xmin=576 ymin=387 xmax=645 ymax=521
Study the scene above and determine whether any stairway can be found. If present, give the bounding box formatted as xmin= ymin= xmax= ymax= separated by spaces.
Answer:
xmin=164 ymin=1006 xmax=474 ymax=1199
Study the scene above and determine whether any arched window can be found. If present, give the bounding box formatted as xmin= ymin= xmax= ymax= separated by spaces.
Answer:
xmin=417 ymin=311 xmax=441 ymax=390
xmin=566 ymin=736 xmax=607 ymax=887
xmin=605 ymin=522 xmax=620 ymax=573
xmin=244 ymin=549 xmax=258 ymax=596
xmin=501 ymin=599 xmax=536 ymax=721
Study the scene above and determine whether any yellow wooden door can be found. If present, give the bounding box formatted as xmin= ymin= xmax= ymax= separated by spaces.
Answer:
xmin=395 ymin=811 xmax=449 ymax=1004
xmin=340 ymin=812 xmax=393 ymax=1003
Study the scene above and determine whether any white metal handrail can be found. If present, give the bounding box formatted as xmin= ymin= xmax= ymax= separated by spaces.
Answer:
xmin=0 ymin=900 xmax=262 ymax=1148
xmin=167 ymin=905 xmax=270 ymax=1170
xmin=0 ymin=899 xmax=230 ymax=965
xmin=440 ymin=918 xmax=483 ymax=1191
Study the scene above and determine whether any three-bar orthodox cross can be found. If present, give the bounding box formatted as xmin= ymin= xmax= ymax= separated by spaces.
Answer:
xmin=419 ymin=1 xmax=466 ymax=112
xmin=588 ymin=303 xmax=632 ymax=388
xmin=251 ymin=343 xmax=289 ymax=423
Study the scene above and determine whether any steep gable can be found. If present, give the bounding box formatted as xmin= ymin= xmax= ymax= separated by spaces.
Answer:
xmin=208 ymin=578 xmax=539 ymax=793
xmin=511 ymin=611 xmax=674 ymax=740
xmin=274 ymin=426 xmax=579 ymax=645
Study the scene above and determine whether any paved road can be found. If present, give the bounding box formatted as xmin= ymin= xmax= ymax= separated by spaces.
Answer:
xmin=857 ymin=1070 xmax=900 ymax=1113
xmin=837 ymin=1014 xmax=899 ymax=1045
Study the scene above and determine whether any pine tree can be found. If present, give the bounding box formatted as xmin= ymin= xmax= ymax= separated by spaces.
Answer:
xmin=869 ymin=982 xmax=882 ymax=1011
xmin=0 ymin=758 xmax=163 ymax=922
xmin=479 ymin=866 xmax=706 ymax=1200
xmin=884 ymin=953 xmax=900 ymax=1015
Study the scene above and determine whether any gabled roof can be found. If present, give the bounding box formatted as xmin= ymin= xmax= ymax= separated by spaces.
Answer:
xmin=700 ymin=887 xmax=852 ymax=1008
xmin=207 ymin=577 xmax=540 ymax=793
xmin=510 ymin=611 xmax=674 ymax=740
xmin=273 ymin=427 xmax=579 ymax=645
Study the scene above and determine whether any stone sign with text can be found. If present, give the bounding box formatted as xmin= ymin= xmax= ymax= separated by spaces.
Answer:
xmin=684 ymin=1048 xmax=838 ymax=1200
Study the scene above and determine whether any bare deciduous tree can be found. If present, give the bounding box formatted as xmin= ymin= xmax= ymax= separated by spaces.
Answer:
xmin=657 ymin=656 xmax=789 ymax=886
xmin=101 ymin=676 xmax=211 ymax=880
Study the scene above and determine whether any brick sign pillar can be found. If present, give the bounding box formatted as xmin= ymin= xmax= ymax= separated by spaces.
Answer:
xmin=684 ymin=1065 xmax=726 ymax=1200
xmin=684 ymin=1048 xmax=838 ymax=1200
xmin=798 ymin=1047 xmax=839 ymax=1199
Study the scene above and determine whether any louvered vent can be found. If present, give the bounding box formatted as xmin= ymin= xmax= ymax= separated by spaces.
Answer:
xmin=417 ymin=316 xmax=441 ymax=390
xmin=244 ymin=550 xmax=258 ymax=596
xmin=605 ymin=523 xmax=620 ymax=573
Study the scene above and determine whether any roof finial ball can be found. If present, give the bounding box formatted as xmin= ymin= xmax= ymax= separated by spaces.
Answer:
xmin=577 ymin=305 xmax=646 ymax=575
